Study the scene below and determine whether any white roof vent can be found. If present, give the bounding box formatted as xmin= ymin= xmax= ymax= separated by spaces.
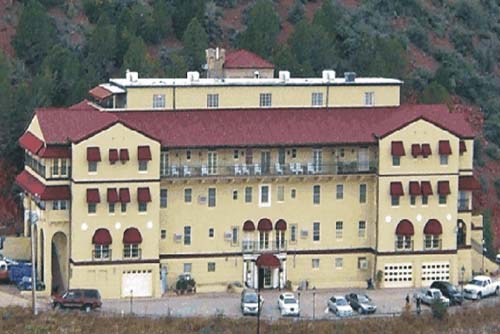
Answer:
xmin=344 ymin=72 xmax=356 ymax=83
xmin=187 ymin=71 xmax=200 ymax=82
xmin=322 ymin=70 xmax=336 ymax=82
xmin=126 ymin=69 xmax=139 ymax=82
xmin=279 ymin=71 xmax=290 ymax=82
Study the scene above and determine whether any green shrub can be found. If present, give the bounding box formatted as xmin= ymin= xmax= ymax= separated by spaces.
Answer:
xmin=485 ymin=144 xmax=500 ymax=160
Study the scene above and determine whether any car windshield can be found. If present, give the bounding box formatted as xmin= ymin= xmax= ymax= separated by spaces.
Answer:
xmin=470 ymin=279 xmax=484 ymax=286
xmin=336 ymin=298 xmax=348 ymax=306
xmin=284 ymin=298 xmax=297 ymax=304
xmin=244 ymin=294 xmax=258 ymax=303
xmin=358 ymin=295 xmax=371 ymax=303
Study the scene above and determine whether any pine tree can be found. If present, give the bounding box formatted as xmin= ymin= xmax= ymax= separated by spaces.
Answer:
xmin=122 ymin=35 xmax=151 ymax=75
xmin=182 ymin=18 xmax=209 ymax=71
xmin=85 ymin=15 xmax=117 ymax=83
xmin=172 ymin=0 xmax=205 ymax=39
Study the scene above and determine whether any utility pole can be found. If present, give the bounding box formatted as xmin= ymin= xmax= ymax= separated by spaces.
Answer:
xmin=256 ymin=285 xmax=261 ymax=334
xmin=28 ymin=194 xmax=39 ymax=316
xmin=312 ymin=286 xmax=316 ymax=320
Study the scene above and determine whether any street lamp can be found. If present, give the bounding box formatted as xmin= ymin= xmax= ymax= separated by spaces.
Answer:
xmin=256 ymin=283 xmax=261 ymax=334
xmin=482 ymin=239 xmax=486 ymax=274
xmin=28 ymin=205 xmax=39 ymax=316
xmin=461 ymin=265 xmax=465 ymax=293
xmin=312 ymin=286 xmax=316 ymax=320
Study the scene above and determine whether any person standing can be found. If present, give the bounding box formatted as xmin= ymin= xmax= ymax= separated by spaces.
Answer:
xmin=416 ymin=296 xmax=421 ymax=315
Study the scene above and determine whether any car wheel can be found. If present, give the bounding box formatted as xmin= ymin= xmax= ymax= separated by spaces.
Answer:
xmin=496 ymin=287 xmax=500 ymax=297
xmin=84 ymin=304 xmax=92 ymax=313
xmin=477 ymin=293 xmax=482 ymax=300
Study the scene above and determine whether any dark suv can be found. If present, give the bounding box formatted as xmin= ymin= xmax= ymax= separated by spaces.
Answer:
xmin=430 ymin=281 xmax=464 ymax=305
xmin=52 ymin=289 xmax=102 ymax=312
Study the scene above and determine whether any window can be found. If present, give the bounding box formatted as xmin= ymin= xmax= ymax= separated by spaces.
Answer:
xmin=396 ymin=235 xmax=412 ymax=250
xmin=208 ymin=151 xmax=217 ymax=175
xmin=313 ymin=185 xmax=320 ymax=204
xmin=108 ymin=203 xmax=115 ymax=214
xmin=422 ymin=195 xmax=428 ymax=205
xmin=440 ymin=155 xmax=448 ymax=165
xmin=439 ymin=195 xmax=447 ymax=205
xmin=186 ymin=150 xmax=191 ymax=160
xmin=160 ymin=189 xmax=168 ymax=208
xmin=161 ymin=230 xmax=166 ymax=239
xmin=208 ymin=228 xmax=214 ymax=238
xmin=335 ymin=258 xmax=343 ymax=269
xmin=233 ymin=150 xmax=239 ymax=159
xmin=336 ymin=221 xmax=343 ymax=239
xmin=88 ymin=161 xmax=97 ymax=173
xmin=184 ymin=226 xmax=191 ymax=245
xmin=291 ymin=149 xmax=297 ymax=158
xmin=183 ymin=263 xmax=192 ymax=273
xmin=52 ymin=159 xmax=59 ymax=176
xmin=94 ymin=245 xmax=110 ymax=260
xmin=313 ymin=222 xmax=320 ymax=241
xmin=138 ymin=202 xmax=147 ymax=212
xmin=291 ymin=189 xmax=296 ymax=199
xmin=358 ymin=221 xmax=366 ymax=238
xmin=410 ymin=196 xmax=416 ymax=206
xmin=138 ymin=160 xmax=148 ymax=172
xmin=184 ymin=188 xmax=192 ymax=203
xmin=123 ymin=244 xmax=139 ymax=258
xmin=336 ymin=184 xmax=343 ymax=199
xmin=121 ymin=203 xmax=127 ymax=213
xmin=160 ymin=152 xmax=169 ymax=176
xmin=364 ymin=92 xmax=374 ymax=106
xmin=232 ymin=227 xmax=238 ymax=245
xmin=312 ymin=259 xmax=320 ymax=269
xmin=424 ymin=235 xmax=440 ymax=249
xmin=357 ymin=257 xmax=368 ymax=270
xmin=391 ymin=196 xmax=400 ymax=206
xmin=61 ymin=159 xmax=68 ymax=176
xmin=277 ymin=186 xmax=284 ymax=202
xmin=359 ymin=184 xmax=367 ymax=203
xmin=245 ymin=187 xmax=252 ymax=203
xmin=259 ymin=185 xmax=270 ymax=207
xmin=207 ymin=94 xmax=219 ymax=108
xmin=153 ymin=94 xmax=165 ymax=108
xmin=52 ymin=200 xmax=67 ymax=210
xmin=208 ymin=262 xmax=216 ymax=272
xmin=290 ymin=224 xmax=297 ymax=243
xmin=233 ymin=190 xmax=238 ymax=200
xmin=392 ymin=156 xmax=400 ymax=166
xmin=208 ymin=188 xmax=216 ymax=207
xmin=88 ymin=203 xmax=96 ymax=214
xmin=259 ymin=93 xmax=272 ymax=107
xmin=312 ymin=92 xmax=323 ymax=107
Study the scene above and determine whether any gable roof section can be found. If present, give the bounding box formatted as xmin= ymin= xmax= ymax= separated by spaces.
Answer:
xmin=30 ymin=101 xmax=475 ymax=148
xmin=224 ymin=49 xmax=275 ymax=69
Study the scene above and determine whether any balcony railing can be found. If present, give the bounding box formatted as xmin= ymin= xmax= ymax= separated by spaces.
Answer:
xmin=242 ymin=240 xmax=288 ymax=253
xmin=92 ymin=249 xmax=112 ymax=261
xmin=423 ymin=239 xmax=442 ymax=251
xmin=123 ymin=248 xmax=142 ymax=260
xmin=394 ymin=240 xmax=414 ymax=252
xmin=161 ymin=161 xmax=377 ymax=179
xmin=458 ymin=198 xmax=470 ymax=211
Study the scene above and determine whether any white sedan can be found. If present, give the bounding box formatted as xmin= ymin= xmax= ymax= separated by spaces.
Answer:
xmin=327 ymin=296 xmax=353 ymax=317
xmin=277 ymin=293 xmax=300 ymax=316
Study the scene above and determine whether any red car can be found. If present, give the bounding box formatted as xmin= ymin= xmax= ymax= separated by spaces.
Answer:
xmin=52 ymin=289 xmax=102 ymax=312
xmin=0 ymin=261 xmax=8 ymax=282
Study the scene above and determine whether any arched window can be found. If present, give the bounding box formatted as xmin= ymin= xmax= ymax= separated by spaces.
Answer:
xmin=257 ymin=218 xmax=272 ymax=250
xmin=457 ymin=220 xmax=467 ymax=247
xmin=123 ymin=228 xmax=142 ymax=259
xmin=275 ymin=219 xmax=287 ymax=249
xmin=395 ymin=219 xmax=414 ymax=251
xmin=424 ymin=219 xmax=442 ymax=250
xmin=92 ymin=228 xmax=112 ymax=260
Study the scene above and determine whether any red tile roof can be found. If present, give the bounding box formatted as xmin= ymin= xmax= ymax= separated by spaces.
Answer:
xmin=32 ymin=102 xmax=475 ymax=148
xmin=19 ymin=132 xmax=44 ymax=154
xmin=224 ymin=49 xmax=274 ymax=69
xmin=89 ymin=86 xmax=112 ymax=100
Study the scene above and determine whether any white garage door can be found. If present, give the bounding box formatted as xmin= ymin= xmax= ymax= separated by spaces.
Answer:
xmin=421 ymin=262 xmax=450 ymax=286
xmin=384 ymin=263 xmax=413 ymax=288
xmin=122 ymin=270 xmax=153 ymax=297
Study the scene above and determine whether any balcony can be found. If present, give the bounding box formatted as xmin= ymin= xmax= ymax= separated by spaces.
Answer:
xmin=394 ymin=240 xmax=414 ymax=252
xmin=161 ymin=161 xmax=377 ymax=179
xmin=242 ymin=240 xmax=288 ymax=253
xmin=458 ymin=198 xmax=470 ymax=211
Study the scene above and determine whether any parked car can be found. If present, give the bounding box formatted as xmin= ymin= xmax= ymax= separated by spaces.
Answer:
xmin=16 ymin=276 xmax=45 ymax=291
xmin=52 ymin=289 xmax=102 ymax=312
xmin=463 ymin=275 xmax=500 ymax=300
xmin=345 ymin=293 xmax=377 ymax=314
xmin=496 ymin=254 xmax=500 ymax=264
xmin=413 ymin=288 xmax=450 ymax=307
xmin=430 ymin=281 xmax=464 ymax=305
xmin=277 ymin=292 xmax=300 ymax=316
xmin=240 ymin=289 xmax=263 ymax=316
xmin=0 ymin=260 xmax=8 ymax=282
xmin=327 ymin=295 xmax=353 ymax=317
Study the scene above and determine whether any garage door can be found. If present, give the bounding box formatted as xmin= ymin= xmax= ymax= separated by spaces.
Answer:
xmin=384 ymin=263 xmax=413 ymax=288
xmin=122 ymin=270 xmax=153 ymax=297
xmin=421 ymin=262 xmax=450 ymax=286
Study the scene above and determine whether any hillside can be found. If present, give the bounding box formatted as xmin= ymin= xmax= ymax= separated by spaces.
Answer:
xmin=0 ymin=0 xmax=500 ymax=251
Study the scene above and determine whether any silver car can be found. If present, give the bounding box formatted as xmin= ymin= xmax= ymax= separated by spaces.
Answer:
xmin=241 ymin=289 xmax=263 ymax=316
xmin=327 ymin=295 xmax=353 ymax=317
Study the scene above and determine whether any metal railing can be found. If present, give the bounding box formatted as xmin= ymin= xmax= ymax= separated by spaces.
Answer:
xmin=92 ymin=249 xmax=112 ymax=261
xmin=458 ymin=198 xmax=470 ymax=211
xmin=161 ymin=161 xmax=377 ymax=179
xmin=394 ymin=240 xmax=414 ymax=252
xmin=423 ymin=239 xmax=442 ymax=250
xmin=242 ymin=240 xmax=288 ymax=253
xmin=123 ymin=248 xmax=142 ymax=260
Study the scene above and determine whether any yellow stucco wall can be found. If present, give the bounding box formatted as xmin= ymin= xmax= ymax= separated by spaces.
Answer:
xmin=26 ymin=116 xmax=45 ymax=140
xmin=224 ymin=68 xmax=274 ymax=79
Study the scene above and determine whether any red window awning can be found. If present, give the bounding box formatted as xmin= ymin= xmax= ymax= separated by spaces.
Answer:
xmin=107 ymin=188 xmax=119 ymax=203
xmin=424 ymin=219 xmax=442 ymax=235
xmin=275 ymin=219 xmax=287 ymax=231
xmin=459 ymin=141 xmax=467 ymax=154
xmin=138 ymin=146 xmax=152 ymax=161
xmin=437 ymin=181 xmax=451 ymax=195
xmin=92 ymin=228 xmax=112 ymax=245
xmin=119 ymin=188 xmax=130 ymax=203
xmin=391 ymin=141 xmax=405 ymax=156
xmin=87 ymin=147 xmax=101 ymax=162
xmin=89 ymin=86 xmax=112 ymax=101
xmin=257 ymin=218 xmax=273 ymax=231
xmin=19 ymin=132 xmax=44 ymax=155
xmin=438 ymin=140 xmax=452 ymax=155
xmin=86 ymin=189 xmax=100 ymax=203
xmin=256 ymin=253 xmax=280 ymax=268
xmin=109 ymin=149 xmax=119 ymax=164
xmin=15 ymin=170 xmax=70 ymax=200
xmin=409 ymin=181 xmax=421 ymax=196
xmin=242 ymin=220 xmax=255 ymax=232
xmin=390 ymin=182 xmax=404 ymax=196
xmin=119 ymin=149 xmax=129 ymax=162
xmin=459 ymin=176 xmax=480 ymax=191
xmin=137 ymin=187 xmax=151 ymax=203
xmin=421 ymin=143 xmax=432 ymax=157
xmin=38 ymin=146 xmax=71 ymax=158
xmin=123 ymin=227 xmax=142 ymax=244
xmin=411 ymin=144 xmax=421 ymax=158
xmin=420 ymin=181 xmax=433 ymax=196
xmin=395 ymin=219 xmax=414 ymax=236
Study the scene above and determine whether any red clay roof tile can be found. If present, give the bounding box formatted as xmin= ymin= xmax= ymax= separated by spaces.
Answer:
xmin=224 ymin=49 xmax=275 ymax=69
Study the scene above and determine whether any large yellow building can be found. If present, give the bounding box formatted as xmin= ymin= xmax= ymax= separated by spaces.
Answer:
xmin=16 ymin=67 xmax=481 ymax=299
